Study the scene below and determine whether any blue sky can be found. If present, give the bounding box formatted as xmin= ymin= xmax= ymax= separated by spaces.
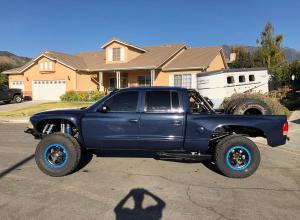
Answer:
xmin=1 ymin=0 xmax=299 ymax=57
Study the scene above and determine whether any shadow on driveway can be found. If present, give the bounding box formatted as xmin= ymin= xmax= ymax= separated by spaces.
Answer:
xmin=0 ymin=154 xmax=34 ymax=178
xmin=290 ymin=119 xmax=300 ymax=125
xmin=114 ymin=188 xmax=166 ymax=220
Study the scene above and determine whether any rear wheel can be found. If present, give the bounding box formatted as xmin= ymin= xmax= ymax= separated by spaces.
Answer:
xmin=214 ymin=135 xmax=260 ymax=178
xmin=35 ymin=133 xmax=82 ymax=177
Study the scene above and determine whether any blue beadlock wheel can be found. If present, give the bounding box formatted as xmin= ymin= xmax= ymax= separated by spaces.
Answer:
xmin=226 ymin=146 xmax=252 ymax=171
xmin=44 ymin=144 xmax=69 ymax=169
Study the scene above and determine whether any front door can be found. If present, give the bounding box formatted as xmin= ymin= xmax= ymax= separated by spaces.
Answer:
xmin=138 ymin=90 xmax=185 ymax=150
xmin=82 ymin=90 xmax=140 ymax=149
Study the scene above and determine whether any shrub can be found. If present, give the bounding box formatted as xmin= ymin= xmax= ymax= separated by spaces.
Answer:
xmin=60 ymin=91 xmax=105 ymax=102
xmin=222 ymin=93 xmax=291 ymax=117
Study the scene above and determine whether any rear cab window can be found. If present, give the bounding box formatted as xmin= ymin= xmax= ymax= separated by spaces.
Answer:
xmin=144 ymin=90 xmax=182 ymax=113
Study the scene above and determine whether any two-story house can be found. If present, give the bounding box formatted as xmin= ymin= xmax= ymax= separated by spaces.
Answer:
xmin=2 ymin=38 xmax=228 ymax=100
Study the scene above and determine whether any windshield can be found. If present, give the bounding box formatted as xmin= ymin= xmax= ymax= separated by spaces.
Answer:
xmin=85 ymin=91 xmax=115 ymax=110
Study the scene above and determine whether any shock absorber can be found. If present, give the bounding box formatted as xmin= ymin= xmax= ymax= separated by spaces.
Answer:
xmin=65 ymin=122 xmax=72 ymax=135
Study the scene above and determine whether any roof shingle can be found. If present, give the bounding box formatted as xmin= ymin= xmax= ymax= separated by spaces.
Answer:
xmin=162 ymin=46 xmax=222 ymax=71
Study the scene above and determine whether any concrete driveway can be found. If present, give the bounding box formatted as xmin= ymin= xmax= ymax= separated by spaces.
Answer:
xmin=0 ymin=124 xmax=299 ymax=220
xmin=0 ymin=101 xmax=48 ymax=112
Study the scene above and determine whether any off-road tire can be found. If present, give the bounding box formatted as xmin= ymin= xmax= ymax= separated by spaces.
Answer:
xmin=35 ymin=133 xmax=82 ymax=177
xmin=214 ymin=135 xmax=260 ymax=178
xmin=13 ymin=94 xmax=22 ymax=103
xmin=233 ymin=98 xmax=272 ymax=115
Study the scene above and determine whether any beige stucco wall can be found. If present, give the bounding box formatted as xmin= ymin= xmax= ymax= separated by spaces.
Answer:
xmin=76 ymin=72 xmax=98 ymax=91
xmin=105 ymin=42 xmax=143 ymax=64
xmin=207 ymin=53 xmax=226 ymax=71
xmin=9 ymin=56 xmax=77 ymax=97
xmin=155 ymin=69 xmax=204 ymax=86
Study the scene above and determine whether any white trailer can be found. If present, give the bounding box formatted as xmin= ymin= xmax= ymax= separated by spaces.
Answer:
xmin=196 ymin=68 xmax=269 ymax=109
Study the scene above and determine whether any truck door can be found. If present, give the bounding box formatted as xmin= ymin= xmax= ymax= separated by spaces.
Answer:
xmin=0 ymin=85 xmax=9 ymax=101
xmin=138 ymin=90 xmax=185 ymax=150
xmin=81 ymin=90 xmax=140 ymax=149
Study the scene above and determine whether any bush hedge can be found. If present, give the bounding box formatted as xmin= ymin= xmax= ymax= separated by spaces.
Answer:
xmin=222 ymin=93 xmax=291 ymax=117
xmin=60 ymin=91 xmax=105 ymax=102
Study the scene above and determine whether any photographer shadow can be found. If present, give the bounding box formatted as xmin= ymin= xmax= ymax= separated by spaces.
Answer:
xmin=114 ymin=188 xmax=166 ymax=220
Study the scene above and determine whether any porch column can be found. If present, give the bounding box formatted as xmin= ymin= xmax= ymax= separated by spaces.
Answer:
xmin=98 ymin=72 xmax=103 ymax=91
xmin=116 ymin=71 xmax=121 ymax=89
xmin=150 ymin=69 xmax=155 ymax=86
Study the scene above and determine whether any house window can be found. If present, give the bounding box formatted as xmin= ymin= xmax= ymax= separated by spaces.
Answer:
xmin=39 ymin=61 xmax=54 ymax=71
xmin=174 ymin=75 xmax=182 ymax=87
xmin=239 ymin=75 xmax=245 ymax=83
xmin=112 ymin=48 xmax=121 ymax=61
xmin=138 ymin=75 xmax=151 ymax=86
xmin=174 ymin=74 xmax=191 ymax=88
xmin=227 ymin=76 xmax=235 ymax=84
xmin=249 ymin=75 xmax=255 ymax=82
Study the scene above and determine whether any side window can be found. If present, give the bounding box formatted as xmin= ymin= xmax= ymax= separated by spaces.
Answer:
xmin=171 ymin=92 xmax=180 ymax=110
xmin=239 ymin=75 xmax=245 ymax=83
xmin=0 ymin=85 xmax=7 ymax=91
xmin=145 ymin=91 xmax=171 ymax=112
xmin=227 ymin=76 xmax=235 ymax=84
xmin=105 ymin=91 xmax=138 ymax=112
xmin=249 ymin=75 xmax=255 ymax=82
xmin=145 ymin=91 xmax=181 ymax=113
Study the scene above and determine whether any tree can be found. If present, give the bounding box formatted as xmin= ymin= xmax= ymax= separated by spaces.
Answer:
xmin=254 ymin=22 xmax=285 ymax=67
xmin=0 ymin=63 xmax=14 ymax=85
xmin=253 ymin=21 xmax=287 ymax=83
xmin=228 ymin=47 xmax=254 ymax=68
xmin=288 ymin=60 xmax=300 ymax=90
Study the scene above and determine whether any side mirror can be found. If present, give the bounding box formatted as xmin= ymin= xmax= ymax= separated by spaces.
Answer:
xmin=98 ymin=105 xmax=109 ymax=113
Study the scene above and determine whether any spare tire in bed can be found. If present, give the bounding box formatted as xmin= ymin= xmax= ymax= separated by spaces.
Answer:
xmin=233 ymin=98 xmax=272 ymax=115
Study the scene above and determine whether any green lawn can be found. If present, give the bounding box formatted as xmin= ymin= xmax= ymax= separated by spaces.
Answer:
xmin=0 ymin=102 xmax=92 ymax=117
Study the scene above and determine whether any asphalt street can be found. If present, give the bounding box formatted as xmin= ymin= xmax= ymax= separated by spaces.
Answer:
xmin=0 ymin=123 xmax=299 ymax=220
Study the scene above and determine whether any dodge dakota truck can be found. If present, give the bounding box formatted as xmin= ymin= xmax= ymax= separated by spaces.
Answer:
xmin=25 ymin=87 xmax=288 ymax=178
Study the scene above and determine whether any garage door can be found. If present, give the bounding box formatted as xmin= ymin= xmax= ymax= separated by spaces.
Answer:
xmin=32 ymin=80 xmax=66 ymax=100
xmin=10 ymin=81 xmax=24 ymax=91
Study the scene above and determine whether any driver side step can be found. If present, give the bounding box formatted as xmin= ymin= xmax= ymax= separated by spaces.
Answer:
xmin=158 ymin=152 xmax=212 ymax=161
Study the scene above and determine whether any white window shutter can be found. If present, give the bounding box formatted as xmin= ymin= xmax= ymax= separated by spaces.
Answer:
xmin=44 ymin=62 xmax=48 ymax=70
xmin=120 ymin=47 xmax=125 ymax=61
xmin=49 ymin=62 xmax=53 ymax=70
xmin=108 ymin=48 xmax=113 ymax=61
xmin=39 ymin=63 xmax=43 ymax=71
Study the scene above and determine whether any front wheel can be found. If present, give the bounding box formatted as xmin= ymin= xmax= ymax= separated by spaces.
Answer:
xmin=13 ymin=94 xmax=22 ymax=103
xmin=35 ymin=133 xmax=82 ymax=177
xmin=214 ymin=135 xmax=260 ymax=178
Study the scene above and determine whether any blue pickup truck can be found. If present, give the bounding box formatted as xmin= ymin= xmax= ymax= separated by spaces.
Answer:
xmin=26 ymin=87 xmax=288 ymax=178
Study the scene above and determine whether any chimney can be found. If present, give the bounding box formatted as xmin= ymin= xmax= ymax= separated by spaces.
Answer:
xmin=229 ymin=52 xmax=237 ymax=62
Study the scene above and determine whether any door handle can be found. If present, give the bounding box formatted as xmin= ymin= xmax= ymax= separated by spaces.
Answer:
xmin=172 ymin=120 xmax=182 ymax=125
xmin=129 ymin=119 xmax=139 ymax=123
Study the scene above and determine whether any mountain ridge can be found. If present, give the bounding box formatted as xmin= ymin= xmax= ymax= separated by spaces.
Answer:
xmin=222 ymin=45 xmax=300 ymax=62
xmin=0 ymin=51 xmax=31 ymax=67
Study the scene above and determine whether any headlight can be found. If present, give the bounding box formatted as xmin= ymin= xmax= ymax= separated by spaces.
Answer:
xmin=27 ymin=121 xmax=33 ymax=129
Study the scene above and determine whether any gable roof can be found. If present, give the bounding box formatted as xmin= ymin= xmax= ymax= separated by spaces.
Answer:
xmin=1 ymin=43 xmax=226 ymax=74
xmin=2 ymin=51 xmax=87 ymax=74
xmin=162 ymin=46 xmax=225 ymax=71
xmin=101 ymin=38 xmax=147 ymax=52
xmin=77 ymin=44 xmax=186 ymax=71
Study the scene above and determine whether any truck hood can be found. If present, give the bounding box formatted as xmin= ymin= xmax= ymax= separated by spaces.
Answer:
xmin=34 ymin=108 xmax=85 ymax=116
